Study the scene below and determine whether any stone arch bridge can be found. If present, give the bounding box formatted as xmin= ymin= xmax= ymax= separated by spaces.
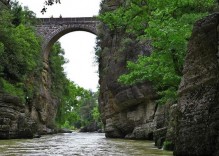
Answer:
xmin=36 ymin=17 xmax=99 ymax=59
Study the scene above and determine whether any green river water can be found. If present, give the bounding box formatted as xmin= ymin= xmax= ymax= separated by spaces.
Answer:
xmin=0 ymin=133 xmax=173 ymax=156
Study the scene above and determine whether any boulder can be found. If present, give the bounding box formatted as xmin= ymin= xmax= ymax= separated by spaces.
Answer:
xmin=79 ymin=122 xmax=100 ymax=132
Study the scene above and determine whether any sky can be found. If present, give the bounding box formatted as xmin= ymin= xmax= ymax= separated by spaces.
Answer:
xmin=18 ymin=0 xmax=101 ymax=92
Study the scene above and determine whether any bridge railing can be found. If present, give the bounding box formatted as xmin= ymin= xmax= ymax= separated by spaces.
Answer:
xmin=38 ymin=17 xmax=99 ymax=24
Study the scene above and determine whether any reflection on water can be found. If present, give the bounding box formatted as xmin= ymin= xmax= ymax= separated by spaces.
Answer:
xmin=0 ymin=133 xmax=173 ymax=156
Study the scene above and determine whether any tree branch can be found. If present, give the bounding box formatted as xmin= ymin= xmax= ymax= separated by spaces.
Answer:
xmin=41 ymin=0 xmax=61 ymax=14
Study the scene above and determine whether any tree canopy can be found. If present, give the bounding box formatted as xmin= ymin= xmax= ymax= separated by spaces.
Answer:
xmin=0 ymin=1 xmax=41 ymax=101
xmin=99 ymin=0 xmax=216 ymax=104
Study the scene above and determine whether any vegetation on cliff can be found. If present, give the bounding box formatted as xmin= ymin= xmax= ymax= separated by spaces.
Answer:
xmin=99 ymin=0 xmax=216 ymax=104
xmin=0 ymin=1 xmax=101 ymax=130
xmin=0 ymin=1 xmax=41 ymax=101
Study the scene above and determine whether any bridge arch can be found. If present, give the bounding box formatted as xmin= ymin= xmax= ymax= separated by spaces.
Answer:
xmin=36 ymin=17 xmax=99 ymax=59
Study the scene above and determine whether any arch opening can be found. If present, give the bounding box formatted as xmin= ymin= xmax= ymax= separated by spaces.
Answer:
xmin=48 ymin=31 xmax=101 ymax=131
xmin=58 ymin=31 xmax=98 ymax=92
xmin=44 ymin=26 xmax=97 ymax=60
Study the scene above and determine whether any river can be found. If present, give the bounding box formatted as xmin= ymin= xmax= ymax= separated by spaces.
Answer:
xmin=0 ymin=133 xmax=173 ymax=156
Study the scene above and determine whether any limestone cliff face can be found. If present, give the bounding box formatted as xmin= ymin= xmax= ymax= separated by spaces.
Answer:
xmin=0 ymin=2 xmax=57 ymax=137
xmin=0 ymin=91 xmax=37 ymax=139
xmin=25 ymin=60 xmax=58 ymax=134
xmin=98 ymin=0 xmax=161 ymax=139
xmin=0 ymin=61 xmax=57 ymax=138
xmin=175 ymin=13 xmax=219 ymax=156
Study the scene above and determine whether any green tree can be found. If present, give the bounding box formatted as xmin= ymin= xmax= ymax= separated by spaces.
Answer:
xmin=100 ymin=0 xmax=216 ymax=104
xmin=0 ymin=1 xmax=41 ymax=101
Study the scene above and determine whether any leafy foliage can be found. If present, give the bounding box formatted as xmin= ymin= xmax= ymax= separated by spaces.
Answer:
xmin=41 ymin=0 xmax=61 ymax=14
xmin=0 ymin=78 xmax=25 ymax=99
xmin=163 ymin=141 xmax=174 ymax=151
xmin=100 ymin=0 xmax=216 ymax=104
xmin=0 ymin=1 xmax=41 ymax=101
xmin=99 ymin=0 xmax=149 ymax=35
xmin=0 ymin=1 xmax=102 ymax=130
xmin=11 ymin=1 xmax=38 ymax=26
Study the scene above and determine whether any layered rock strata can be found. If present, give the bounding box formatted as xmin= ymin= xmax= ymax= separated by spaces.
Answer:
xmin=0 ymin=91 xmax=37 ymax=139
xmin=175 ymin=13 xmax=219 ymax=156
xmin=26 ymin=60 xmax=58 ymax=134
xmin=98 ymin=0 xmax=168 ymax=141
xmin=0 ymin=1 xmax=58 ymax=137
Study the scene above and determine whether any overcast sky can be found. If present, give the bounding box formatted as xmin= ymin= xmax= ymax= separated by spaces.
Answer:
xmin=18 ymin=0 xmax=101 ymax=92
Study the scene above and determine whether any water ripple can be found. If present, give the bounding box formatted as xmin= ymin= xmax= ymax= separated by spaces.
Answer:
xmin=0 ymin=133 xmax=173 ymax=156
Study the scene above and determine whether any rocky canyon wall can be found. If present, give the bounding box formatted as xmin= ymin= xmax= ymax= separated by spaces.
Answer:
xmin=98 ymin=2 xmax=219 ymax=154
xmin=175 ymin=13 xmax=219 ymax=156
xmin=0 ymin=54 xmax=58 ymax=138
xmin=25 ymin=60 xmax=58 ymax=135
xmin=98 ymin=0 xmax=171 ymax=143
xmin=0 ymin=1 xmax=58 ymax=136
xmin=0 ymin=91 xmax=37 ymax=139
